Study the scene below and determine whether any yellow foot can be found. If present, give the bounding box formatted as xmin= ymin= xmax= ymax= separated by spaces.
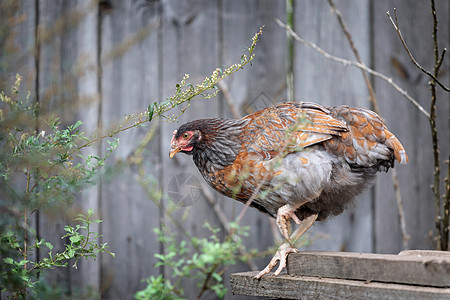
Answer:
xmin=276 ymin=204 xmax=301 ymax=240
xmin=253 ymin=242 xmax=298 ymax=279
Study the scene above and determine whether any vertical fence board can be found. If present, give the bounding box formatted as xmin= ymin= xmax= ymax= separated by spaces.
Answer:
xmin=158 ymin=1 xmax=225 ymax=299
xmin=293 ymin=0 xmax=372 ymax=253
xmin=99 ymin=0 xmax=161 ymax=298
xmin=37 ymin=0 xmax=86 ymax=293
xmin=0 ymin=1 xmax=37 ymax=300
xmin=220 ymin=0 xmax=290 ymax=284
xmin=74 ymin=0 xmax=101 ymax=292
xmin=373 ymin=0 xmax=449 ymax=253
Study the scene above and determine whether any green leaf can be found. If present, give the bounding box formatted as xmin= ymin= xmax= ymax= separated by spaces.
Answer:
xmin=72 ymin=120 xmax=83 ymax=130
xmin=18 ymin=259 xmax=29 ymax=266
xmin=147 ymin=104 xmax=154 ymax=122
xmin=211 ymin=272 xmax=222 ymax=282
xmin=3 ymin=257 xmax=14 ymax=265
xmin=69 ymin=235 xmax=82 ymax=244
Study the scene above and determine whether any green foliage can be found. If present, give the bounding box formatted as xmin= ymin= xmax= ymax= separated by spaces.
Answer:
xmin=135 ymin=223 xmax=250 ymax=300
xmin=1 ymin=210 xmax=113 ymax=298
xmin=135 ymin=275 xmax=183 ymax=300
xmin=0 ymin=75 xmax=115 ymax=299
xmin=31 ymin=209 xmax=115 ymax=270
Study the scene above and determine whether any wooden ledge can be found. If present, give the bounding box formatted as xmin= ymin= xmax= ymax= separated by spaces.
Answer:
xmin=231 ymin=251 xmax=450 ymax=299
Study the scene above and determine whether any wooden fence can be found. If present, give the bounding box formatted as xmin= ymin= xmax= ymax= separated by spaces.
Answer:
xmin=1 ymin=0 xmax=449 ymax=299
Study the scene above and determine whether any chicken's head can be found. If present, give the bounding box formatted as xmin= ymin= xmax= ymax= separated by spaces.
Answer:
xmin=169 ymin=128 xmax=201 ymax=158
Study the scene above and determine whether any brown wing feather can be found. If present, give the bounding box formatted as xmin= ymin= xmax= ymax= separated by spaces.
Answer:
xmin=240 ymin=102 xmax=348 ymax=159
xmin=326 ymin=106 xmax=408 ymax=166
xmin=239 ymin=102 xmax=408 ymax=167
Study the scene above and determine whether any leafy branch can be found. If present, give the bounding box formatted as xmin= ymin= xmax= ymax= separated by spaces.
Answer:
xmin=0 ymin=75 xmax=117 ymax=298
xmin=30 ymin=209 xmax=115 ymax=270
xmin=135 ymin=224 xmax=251 ymax=300
xmin=72 ymin=26 xmax=264 ymax=157
xmin=1 ymin=209 xmax=114 ymax=296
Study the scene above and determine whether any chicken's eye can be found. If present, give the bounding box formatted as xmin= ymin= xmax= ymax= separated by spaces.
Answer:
xmin=183 ymin=132 xmax=190 ymax=139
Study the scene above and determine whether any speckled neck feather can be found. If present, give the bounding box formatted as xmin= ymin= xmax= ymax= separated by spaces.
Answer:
xmin=178 ymin=118 xmax=248 ymax=172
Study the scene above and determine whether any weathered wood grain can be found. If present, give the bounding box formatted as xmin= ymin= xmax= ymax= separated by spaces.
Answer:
xmin=231 ymin=271 xmax=450 ymax=300
xmin=286 ymin=251 xmax=450 ymax=287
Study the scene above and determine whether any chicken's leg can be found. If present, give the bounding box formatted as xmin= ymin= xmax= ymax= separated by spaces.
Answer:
xmin=254 ymin=213 xmax=318 ymax=279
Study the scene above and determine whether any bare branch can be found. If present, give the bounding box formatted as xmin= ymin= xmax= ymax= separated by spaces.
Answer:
xmin=436 ymin=48 xmax=447 ymax=72
xmin=275 ymin=18 xmax=430 ymax=119
xmin=386 ymin=9 xmax=450 ymax=92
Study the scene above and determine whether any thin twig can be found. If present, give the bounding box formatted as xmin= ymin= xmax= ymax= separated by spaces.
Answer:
xmin=391 ymin=168 xmax=410 ymax=247
xmin=327 ymin=0 xmax=409 ymax=249
xmin=386 ymin=9 xmax=449 ymax=92
xmin=275 ymin=18 xmax=430 ymax=119
xmin=217 ymin=81 xmax=241 ymax=119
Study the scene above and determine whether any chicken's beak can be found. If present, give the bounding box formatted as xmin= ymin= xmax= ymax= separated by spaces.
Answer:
xmin=169 ymin=146 xmax=182 ymax=158
xmin=169 ymin=129 xmax=180 ymax=158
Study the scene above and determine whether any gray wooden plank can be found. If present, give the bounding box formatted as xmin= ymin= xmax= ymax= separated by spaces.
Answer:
xmin=99 ymin=0 xmax=162 ymax=298
xmin=219 ymin=2 xmax=289 ymax=298
xmin=159 ymin=1 xmax=224 ymax=299
xmin=286 ymin=251 xmax=450 ymax=287
xmin=36 ymin=0 xmax=85 ymax=293
xmin=373 ymin=0 xmax=449 ymax=253
xmin=35 ymin=0 xmax=104 ymax=294
xmin=72 ymin=0 xmax=101 ymax=292
xmin=293 ymin=0 xmax=373 ymax=254
xmin=0 ymin=2 xmax=37 ymax=300
xmin=0 ymin=0 xmax=36 ymax=91
xmin=230 ymin=271 xmax=450 ymax=300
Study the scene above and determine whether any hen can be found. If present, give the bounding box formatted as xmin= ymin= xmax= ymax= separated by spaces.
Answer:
xmin=169 ymin=101 xmax=408 ymax=278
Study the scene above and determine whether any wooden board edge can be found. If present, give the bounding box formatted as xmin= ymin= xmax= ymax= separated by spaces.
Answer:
xmin=230 ymin=271 xmax=450 ymax=300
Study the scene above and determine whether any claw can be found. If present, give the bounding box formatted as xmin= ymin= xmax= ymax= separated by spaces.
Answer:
xmin=253 ymin=242 xmax=298 ymax=279
xmin=254 ymin=213 xmax=318 ymax=280
xmin=276 ymin=204 xmax=301 ymax=240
